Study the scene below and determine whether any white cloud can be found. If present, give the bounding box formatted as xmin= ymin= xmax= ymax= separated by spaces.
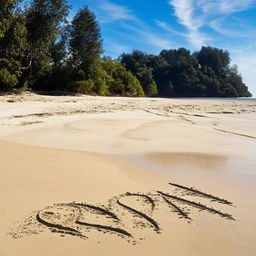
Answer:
xmin=169 ymin=0 xmax=200 ymax=30
xmin=210 ymin=18 xmax=256 ymax=38
xmin=169 ymin=0 xmax=209 ymax=48
xmin=144 ymin=33 xmax=173 ymax=49
xmin=104 ymin=41 xmax=131 ymax=57
xmin=155 ymin=20 xmax=173 ymax=32
xmin=197 ymin=0 xmax=255 ymax=14
xmin=169 ymin=0 xmax=256 ymax=48
xmin=155 ymin=20 xmax=186 ymax=37
xmin=121 ymin=22 xmax=174 ymax=50
xmin=99 ymin=1 xmax=137 ymax=23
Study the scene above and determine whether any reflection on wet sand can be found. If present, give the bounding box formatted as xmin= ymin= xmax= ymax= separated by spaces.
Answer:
xmin=144 ymin=152 xmax=227 ymax=171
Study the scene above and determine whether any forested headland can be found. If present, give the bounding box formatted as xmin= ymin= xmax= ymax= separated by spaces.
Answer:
xmin=0 ymin=0 xmax=252 ymax=97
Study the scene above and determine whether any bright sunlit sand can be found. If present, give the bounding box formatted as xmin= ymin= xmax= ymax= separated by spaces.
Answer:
xmin=0 ymin=94 xmax=256 ymax=256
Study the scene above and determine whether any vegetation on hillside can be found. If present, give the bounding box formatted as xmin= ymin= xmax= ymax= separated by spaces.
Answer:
xmin=0 ymin=0 xmax=252 ymax=97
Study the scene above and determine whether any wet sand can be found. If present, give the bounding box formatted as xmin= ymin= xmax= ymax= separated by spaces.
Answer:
xmin=0 ymin=93 xmax=256 ymax=256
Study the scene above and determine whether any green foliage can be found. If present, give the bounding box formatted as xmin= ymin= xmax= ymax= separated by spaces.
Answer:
xmin=119 ymin=70 xmax=144 ymax=97
xmin=0 ymin=0 xmax=27 ymax=60
xmin=0 ymin=18 xmax=10 ymax=38
xmin=25 ymin=0 xmax=70 ymax=86
xmin=226 ymin=65 xmax=252 ymax=97
xmin=102 ymin=59 xmax=144 ymax=96
xmin=67 ymin=60 xmax=144 ymax=97
xmin=120 ymin=47 xmax=251 ymax=98
xmin=195 ymin=46 xmax=230 ymax=75
xmin=146 ymin=81 xmax=158 ymax=96
xmin=70 ymin=80 xmax=94 ymax=94
xmin=64 ymin=6 xmax=106 ymax=95
xmin=0 ymin=58 xmax=21 ymax=90
xmin=120 ymin=51 xmax=157 ymax=96
xmin=0 ymin=58 xmax=21 ymax=75
xmin=0 ymin=68 xmax=18 ymax=90
xmin=50 ymin=27 xmax=69 ymax=67
xmin=69 ymin=6 xmax=103 ymax=70
xmin=0 ymin=15 xmax=28 ymax=60
xmin=87 ymin=61 xmax=110 ymax=95
xmin=136 ymin=67 xmax=158 ymax=96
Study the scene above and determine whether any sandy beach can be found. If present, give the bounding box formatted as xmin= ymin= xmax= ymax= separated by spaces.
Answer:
xmin=0 ymin=92 xmax=256 ymax=256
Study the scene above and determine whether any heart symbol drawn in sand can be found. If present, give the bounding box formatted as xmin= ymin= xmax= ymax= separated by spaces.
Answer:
xmin=37 ymin=203 xmax=132 ymax=239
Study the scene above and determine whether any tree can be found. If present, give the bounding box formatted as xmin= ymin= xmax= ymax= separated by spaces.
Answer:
xmin=195 ymin=47 xmax=251 ymax=97
xmin=50 ymin=26 xmax=69 ymax=67
xmin=120 ymin=51 xmax=157 ymax=96
xmin=0 ymin=0 xmax=20 ymax=39
xmin=157 ymin=48 xmax=200 ymax=96
xmin=198 ymin=67 xmax=220 ymax=97
xmin=0 ymin=0 xmax=28 ymax=88
xmin=120 ymin=47 xmax=251 ymax=98
xmin=25 ymin=0 xmax=70 ymax=86
xmin=102 ymin=59 xmax=144 ymax=96
xmin=0 ymin=58 xmax=22 ymax=90
xmin=136 ymin=66 xmax=158 ymax=96
xmin=226 ymin=65 xmax=251 ymax=97
xmin=69 ymin=6 xmax=103 ymax=72
xmin=195 ymin=46 xmax=230 ymax=76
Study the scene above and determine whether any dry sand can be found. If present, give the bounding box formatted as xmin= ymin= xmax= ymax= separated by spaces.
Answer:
xmin=0 ymin=92 xmax=256 ymax=256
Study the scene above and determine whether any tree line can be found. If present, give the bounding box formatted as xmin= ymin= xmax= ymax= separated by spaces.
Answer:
xmin=0 ymin=0 xmax=252 ymax=97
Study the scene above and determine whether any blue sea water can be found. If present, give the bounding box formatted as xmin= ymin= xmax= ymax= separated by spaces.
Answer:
xmin=177 ymin=97 xmax=256 ymax=102
xmin=216 ymin=97 xmax=256 ymax=102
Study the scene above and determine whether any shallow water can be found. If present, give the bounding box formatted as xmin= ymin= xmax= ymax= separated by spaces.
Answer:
xmin=177 ymin=97 xmax=256 ymax=102
xmin=115 ymin=151 xmax=255 ymax=174
xmin=114 ymin=151 xmax=256 ymax=199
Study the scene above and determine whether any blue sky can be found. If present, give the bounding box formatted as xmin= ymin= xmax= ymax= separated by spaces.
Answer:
xmin=68 ymin=0 xmax=256 ymax=96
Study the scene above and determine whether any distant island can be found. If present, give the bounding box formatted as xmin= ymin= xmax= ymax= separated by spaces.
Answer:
xmin=0 ymin=0 xmax=252 ymax=98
